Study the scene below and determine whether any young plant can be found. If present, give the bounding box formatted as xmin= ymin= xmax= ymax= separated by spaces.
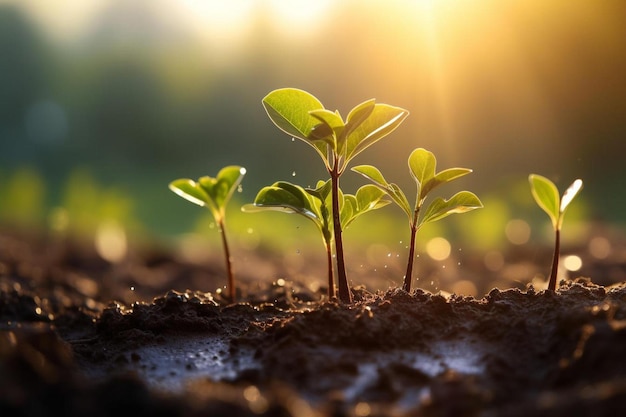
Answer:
xmin=529 ymin=174 xmax=583 ymax=291
xmin=169 ymin=166 xmax=246 ymax=301
xmin=353 ymin=148 xmax=483 ymax=292
xmin=262 ymin=88 xmax=408 ymax=302
xmin=243 ymin=180 xmax=389 ymax=299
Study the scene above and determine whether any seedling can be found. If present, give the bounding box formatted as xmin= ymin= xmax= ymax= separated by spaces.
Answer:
xmin=262 ymin=88 xmax=408 ymax=302
xmin=169 ymin=166 xmax=246 ymax=301
xmin=529 ymin=174 xmax=583 ymax=291
xmin=353 ymin=148 xmax=483 ymax=292
xmin=243 ymin=180 xmax=389 ymax=299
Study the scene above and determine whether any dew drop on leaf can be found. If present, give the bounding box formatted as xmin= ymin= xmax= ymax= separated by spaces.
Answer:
xmin=292 ymin=171 xmax=296 ymax=177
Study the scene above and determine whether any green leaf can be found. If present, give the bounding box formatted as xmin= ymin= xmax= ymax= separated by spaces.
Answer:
xmin=529 ymin=174 xmax=560 ymax=229
xmin=169 ymin=179 xmax=210 ymax=207
xmin=345 ymin=99 xmax=376 ymax=137
xmin=423 ymin=167 xmax=473 ymax=197
xmin=408 ymin=148 xmax=436 ymax=199
xmin=344 ymin=104 xmax=409 ymax=167
xmin=351 ymin=165 xmax=391 ymax=189
xmin=262 ymin=88 xmax=324 ymax=139
xmin=352 ymin=165 xmax=411 ymax=218
xmin=342 ymin=185 xmax=391 ymax=229
xmin=169 ymin=165 xmax=246 ymax=222
xmin=263 ymin=88 xmax=330 ymax=167
xmin=420 ymin=191 xmax=483 ymax=225
xmin=198 ymin=166 xmax=246 ymax=211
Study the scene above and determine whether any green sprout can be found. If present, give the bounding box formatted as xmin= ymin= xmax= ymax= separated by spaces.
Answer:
xmin=243 ymin=180 xmax=389 ymax=299
xmin=262 ymin=88 xmax=408 ymax=303
xmin=169 ymin=166 xmax=246 ymax=301
xmin=353 ymin=148 xmax=483 ymax=292
xmin=529 ymin=174 xmax=583 ymax=291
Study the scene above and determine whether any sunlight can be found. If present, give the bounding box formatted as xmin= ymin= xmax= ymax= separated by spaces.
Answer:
xmin=268 ymin=0 xmax=333 ymax=36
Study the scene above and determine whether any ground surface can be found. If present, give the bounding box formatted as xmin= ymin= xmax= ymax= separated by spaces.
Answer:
xmin=2 ymin=229 xmax=626 ymax=416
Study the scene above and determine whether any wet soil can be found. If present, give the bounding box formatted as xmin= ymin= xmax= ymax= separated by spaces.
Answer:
xmin=2 ymin=229 xmax=626 ymax=416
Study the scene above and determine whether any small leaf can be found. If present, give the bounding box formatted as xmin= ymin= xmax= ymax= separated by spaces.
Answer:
xmin=169 ymin=179 xmax=210 ymax=207
xmin=344 ymin=99 xmax=376 ymax=139
xmin=352 ymin=165 xmax=391 ymax=189
xmin=422 ymin=167 xmax=473 ymax=197
xmin=408 ymin=148 xmax=436 ymax=198
xmin=243 ymin=181 xmax=322 ymax=225
xmin=344 ymin=104 xmax=409 ymax=167
xmin=263 ymin=88 xmax=330 ymax=168
xmin=352 ymin=165 xmax=411 ymax=218
xmin=421 ymin=191 xmax=483 ymax=225
xmin=342 ymin=185 xmax=391 ymax=228
xmin=355 ymin=184 xmax=388 ymax=211
xmin=262 ymin=88 xmax=324 ymax=140
xmin=529 ymin=174 xmax=560 ymax=229
xmin=560 ymin=179 xmax=583 ymax=213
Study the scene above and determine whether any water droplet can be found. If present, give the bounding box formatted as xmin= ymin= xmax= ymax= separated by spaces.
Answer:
xmin=291 ymin=137 xmax=295 ymax=142
xmin=237 ymin=185 xmax=243 ymax=193
xmin=458 ymin=262 xmax=461 ymax=266
xmin=130 ymin=286 xmax=135 ymax=291
xmin=442 ymin=265 xmax=446 ymax=269
xmin=430 ymin=281 xmax=434 ymax=286
xmin=292 ymin=171 xmax=296 ymax=177
xmin=387 ymin=253 xmax=391 ymax=257
xmin=384 ymin=265 xmax=388 ymax=269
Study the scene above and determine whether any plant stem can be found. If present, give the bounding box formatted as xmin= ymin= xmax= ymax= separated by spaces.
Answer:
xmin=331 ymin=161 xmax=352 ymax=303
xmin=218 ymin=218 xmax=236 ymax=302
xmin=403 ymin=207 xmax=420 ymax=292
xmin=548 ymin=228 xmax=560 ymax=291
xmin=325 ymin=242 xmax=335 ymax=299
xmin=403 ymin=221 xmax=419 ymax=292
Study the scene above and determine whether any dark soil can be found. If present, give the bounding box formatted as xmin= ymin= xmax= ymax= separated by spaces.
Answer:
xmin=2 ymin=229 xmax=626 ymax=416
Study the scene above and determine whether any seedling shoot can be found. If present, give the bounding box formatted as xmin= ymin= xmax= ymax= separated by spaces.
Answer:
xmin=262 ymin=88 xmax=408 ymax=303
xmin=529 ymin=174 xmax=583 ymax=291
xmin=169 ymin=166 xmax=246 ymax=302
xmin=353 ymin=148 xmax=483 ymax=292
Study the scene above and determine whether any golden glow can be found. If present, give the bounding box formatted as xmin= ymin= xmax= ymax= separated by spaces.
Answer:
xmin=94 ymin=221 xmax=127 ymax=263
xmin=505 ymin=219 xmax=531 ymax=245
xmin=563 ymin=255 xmax=582 ymax=272
xmin=426 ymin=237 xmax=451 ymax=261
xmin=588 ymin=237 xmax=611 ymax=259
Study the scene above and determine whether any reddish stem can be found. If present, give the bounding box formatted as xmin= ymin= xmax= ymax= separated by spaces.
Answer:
xmin=331 ymin=161 xmax=352 ymax=303
xmin=403 ymin=222 xmax=419 ymax=292
xmin=218 ymin=219 xmax=236 ymax=302
xmin=548 ymin=228 xmax=560 ymax=291
xmin=326 ymin=242 xmax=335 ymax=299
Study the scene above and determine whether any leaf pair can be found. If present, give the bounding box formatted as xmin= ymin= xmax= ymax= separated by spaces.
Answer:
xmin=353 ymin=148 xmax=482 ymax=229
xmin=529 ymin=174 xmax=583 ymax=231
xmin=262 ymin=88 xmax=409 ymax=173
xmin=169 ymin=166 xmax=246 ymax=224
xmin=243 ymin=180 xmax=389 ymax=246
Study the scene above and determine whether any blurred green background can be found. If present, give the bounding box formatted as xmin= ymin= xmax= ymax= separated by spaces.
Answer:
xmin=1 ymin=0 xmax=625 ymax=257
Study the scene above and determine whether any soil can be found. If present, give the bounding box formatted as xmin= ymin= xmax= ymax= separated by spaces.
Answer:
xmin=2 ymin=228 xmax=626 ymax=416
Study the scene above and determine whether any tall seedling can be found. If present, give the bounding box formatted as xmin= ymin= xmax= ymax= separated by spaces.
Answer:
xmin=353 ymin=148 xmax=483 ymax=292
xmin=169 ymin=166 xmax=246 ymax=301
xmin=262 ymin=88 xmax=408 ymax=303
xmin=529 ymin=174 xmax=583 ymax=291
